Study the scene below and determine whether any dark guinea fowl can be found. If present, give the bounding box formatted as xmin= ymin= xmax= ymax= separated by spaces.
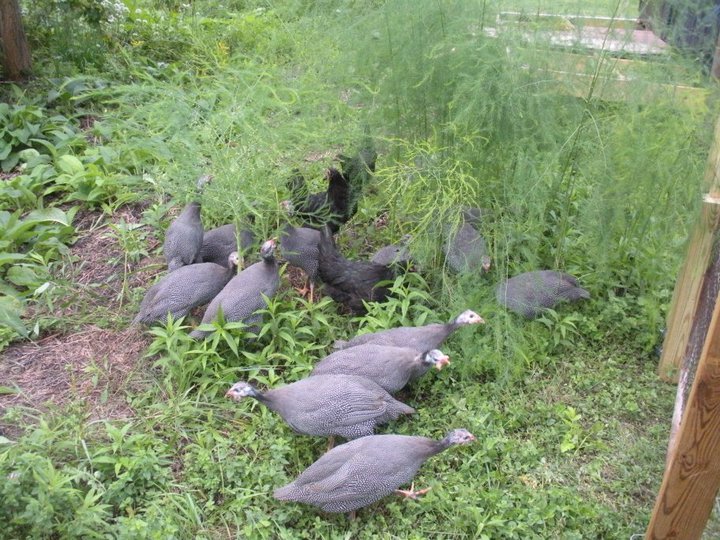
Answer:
xmin=279 ymin=223 xmax=321 ymax=299
xmin=163 ymin=174 xmax=211 ymax=272
xmin=189 ymin=239 xmax=280 ymax=339
xmin=200 ymin=223 xmax=255 ymax=267
xmin=371 ymin=234 xmax=413 ymax=268
xmin=316 ymin=227 xmax=396 ymax=314
xmin=444 ymin=206 xmax=491 ymax=274
xmin=132 ymin=252 xmax=240 ymax=326
xmin=333 ymin=309 xmax=484 ymax=351
xmin=310 ymin=345 xmax=450 ymax=394
xmin=274 ymin=429 xmax=475 ymax=515
xmin=225 ymin=374 xmax=414 ymax=440
xmin=339 ymin=136 xmax=377 ymax=218
xmin=283 ymin=168 xmax=350 ymax=233
xmin=496 ymin=270 xmax=590 ymax=318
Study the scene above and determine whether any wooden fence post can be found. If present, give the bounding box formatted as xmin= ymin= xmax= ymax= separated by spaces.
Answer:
xmin=646 ymin=292 xmax=720 ymax=539
xmin=658 ymin=116 xmax=720 ymax=382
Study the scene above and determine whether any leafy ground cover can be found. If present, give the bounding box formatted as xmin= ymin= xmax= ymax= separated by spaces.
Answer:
xmin=1 ymin=0 xmax=719 ymax=538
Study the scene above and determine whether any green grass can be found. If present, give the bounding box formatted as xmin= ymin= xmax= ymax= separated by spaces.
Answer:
xmin=1 ymin=0 xmax=718 ymax=537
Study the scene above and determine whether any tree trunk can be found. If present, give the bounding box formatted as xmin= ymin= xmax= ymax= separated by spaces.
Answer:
xmin=0 ymin=0 xmax=31 ymax=81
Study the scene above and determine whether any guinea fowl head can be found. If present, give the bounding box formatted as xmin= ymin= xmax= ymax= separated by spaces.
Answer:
xmin=225 ymin=381 xmax=261 ymax=401
xmin=443 ymin=428 xmax=476 ymax=447
xmin=481 ymin=255 xmax=492 ymax=273
xmin=195 ymin=174 xmax=213 ymax=191
xmin=260 ymin=239 xmax=277 ymax=261
xmin=421 ymin=349 xmax=450 ymax=370
xmin=227 ymin=251 xmax=240 ymax=269
xmin=454 ymin=310 xmax=485 ymax=326
xmin=280 ymin=199 xmax=295 ymax=215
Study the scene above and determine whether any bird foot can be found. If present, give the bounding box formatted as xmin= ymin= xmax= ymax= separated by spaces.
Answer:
xmin=395 ymin=483 xmax=431 ymax=500
xmin=294 ymin=285 xmax=310 ymax=298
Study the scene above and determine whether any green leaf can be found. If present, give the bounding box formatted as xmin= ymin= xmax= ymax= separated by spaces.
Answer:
xmin=24 ymin=207 xmax=71 ymax=227
xmin=0 ymin=296 xmax=27 ymax=337
xmin=7 ymin=265 xmax=42 ymax=287
xmin=56 ymin=154 xmax=85 ymax=175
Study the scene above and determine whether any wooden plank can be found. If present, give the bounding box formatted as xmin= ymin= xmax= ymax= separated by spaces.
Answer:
xmin=658 ymin=198 xmax=720 ymax=381
xmin=541 ymin=68 xmax=708 ymax=113
xmin=658 ymin=116 xmax=720 ymax=381
xmin=646 ymin=294 xmax=720 ymax=539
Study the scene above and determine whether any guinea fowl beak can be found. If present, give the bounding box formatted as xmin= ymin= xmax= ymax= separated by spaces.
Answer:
xmin=435 ymin=355 xmax=451 ymax=370
xmin=225 ymin=389 xmax=235 ymax=399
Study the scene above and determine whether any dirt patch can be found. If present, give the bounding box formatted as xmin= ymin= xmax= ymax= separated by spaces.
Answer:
xmin=0 ymin=326 xmax=151 ymax=429
xmin=44 ymin=203 xmax=164 ymax=324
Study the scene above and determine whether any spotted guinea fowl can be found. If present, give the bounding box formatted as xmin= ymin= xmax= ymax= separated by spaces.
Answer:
xmin=274 ymin=428 xmax=475 ymax=516
xmin=279 ymin=223 xmax=321 ymax=299
xmin=132 ymin=252 xmax=240 ymax=326
xmin=310 ymin=345 xmax=450 ymax=394
xmin=371 ymin=234 xmax=413 ymax=268
xmin=189 ymin=239 xmax=279 ymax=339
xmin=283 ymin=168 xmax=350 ymax=233
xmin=496 ymin=270 xmax=590 ymax=318
xmin=317 ymin=227 xmax=396 ymax=314
xmin=333 ymin=309 xmax=484 ymax=351
xmin=200 ymin=223 xmax=255 ymax=267
xmin=163 ymin=174 xmax=211 ymax=272
xmin=444 ymin=207 xmax=491 ymax=273
xmin=225 ymin=374 xmax=414 ymax=440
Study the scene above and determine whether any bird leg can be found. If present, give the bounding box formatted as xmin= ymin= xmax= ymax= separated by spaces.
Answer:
xmin=347 ymin=510 xmax=357 ymax=520
xmin=326 ymin=435 xmax=335 ymax=452
xmin=293 ymin=272 xmax=312 ymax=301
xmin=395 ymin=482 xmax=431 ymax=500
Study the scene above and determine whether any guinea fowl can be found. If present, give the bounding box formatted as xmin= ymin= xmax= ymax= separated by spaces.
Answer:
xmin=444 ymin=207 xmax=491 ymax=273
xmin=333 ymin=309 xmax=485 ymax=351
xmin=339 ymin=136 xmax=377 ymax=218
xmin=132 ymin=252 xmax=240 ymax=326
xmin=200 ymin=223 xmax=255 ymax=267
xmin=496 ymin=270 xmax=590 ymax=318
xmin=316 ymin=227 xmax=396 ymax=314
xmin=274 ymin=428 xmax=475 ymax=516
xmin=225 ymin=374 xmax=414 ymax=441
xmin=371 ymin=234 xmax=413 ymax=268
xmin=163 ymin=174 xmax=211 ymax=272
xmin=189 ymin=239 xmax=279 ymax=339
xmin=279 ymin=223 xmax=321 ymax=299
xmin=310 ymin=345 xmax=450 ymax=394
xmin=283 ymin=168 xmax=350 ymax=233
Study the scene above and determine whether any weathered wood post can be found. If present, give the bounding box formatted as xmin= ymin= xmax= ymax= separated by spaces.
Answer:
xmin=647 ymin=114 xmax=720 ymax=538
xmin=646 ymin=287 xmax=720 ymax=538
xmin=658 ymin=116 xmax=720 ymax=383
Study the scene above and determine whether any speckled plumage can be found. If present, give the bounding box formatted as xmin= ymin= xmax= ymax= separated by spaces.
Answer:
xmin=496 ymin=270 xmax=590 ymax=318
xmin=163 ymin=202 xmax=204 ymax=272
xmin=280 ymin=224 xmax=321 ymax=281
xmin=274 ymin=429 xmax=475 ymax=513
xmin=371 ymin=235 xmax=413 ymax=268
xmin=189 ymin=240 xmax=279 ymax=339
xmin=200 ymin=224 xmax=255 ymax=267
xmin=443 ymin=207 xmax=491 ymax=273
xmin=310 ymin=345 xmax=448 ymax=393
xmin=133 ymin=252 xmax=238 ymax=326
xmin=227 ymin=374 xmax=414 ymax=439
xmin=333 ymin=310 xmax=484 ymax=351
